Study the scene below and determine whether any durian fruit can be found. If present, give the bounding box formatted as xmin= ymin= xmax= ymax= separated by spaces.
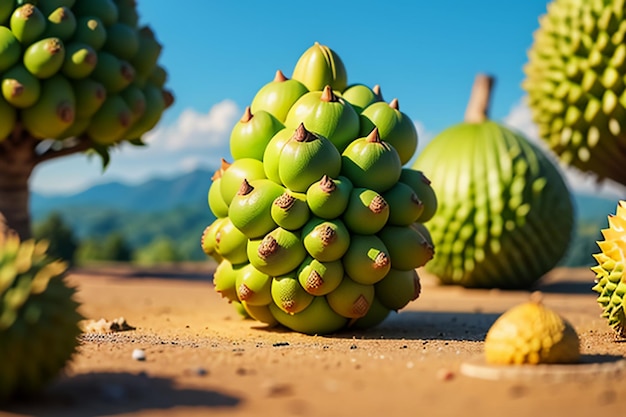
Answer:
xmin=523 ymin=0 xmax=626 ymax=185
xmin=0 ymin=227 xmax=83 ymax=402
xmin=202 ymin=42 xmax=437 ymax=334
xmin=484 ymin=293 xmax=580 ymax=365
xmin=413 ymin=74 xmax=574 ymax=289
xmin=591 ymin=200 xmax=626 ymax=338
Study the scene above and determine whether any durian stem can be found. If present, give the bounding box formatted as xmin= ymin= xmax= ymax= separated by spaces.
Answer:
xmin=464 ymin=74 xmax=495 ymax=123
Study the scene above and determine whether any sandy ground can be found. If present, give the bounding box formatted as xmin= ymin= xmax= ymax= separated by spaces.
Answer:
xmin=1 ymin=263 xmax=626 ymax=417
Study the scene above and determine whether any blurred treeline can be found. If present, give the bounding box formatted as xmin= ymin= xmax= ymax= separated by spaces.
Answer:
xmin=34 ymin=209 xmax=603 ymax=269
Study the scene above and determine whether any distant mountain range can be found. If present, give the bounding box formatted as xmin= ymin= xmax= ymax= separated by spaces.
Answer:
xmin=28 ymin=168 xmax=625 ymax=265
xmin=31 ymin=169 xmax=215 ymax=219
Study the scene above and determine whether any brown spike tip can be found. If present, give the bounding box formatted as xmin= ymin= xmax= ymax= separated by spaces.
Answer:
xmin=293 ymin=123 xmax=317 ymax=143
xmin=369 ymin=195 xmax=388 ymax=214
xmin=274 ymin=69 xmax=288 ymax=82
xmin=319 ymin=175 xmax=337 ymax=193
xmin=366 ymin=128 xmax=381 ymax=143
xmin=321 ymin=85 xmax=337 ymax=103
xmin=240 ymin=106 xmax=253 ymax=123
xmin=237 ymin=179 xmax=254 ymax=196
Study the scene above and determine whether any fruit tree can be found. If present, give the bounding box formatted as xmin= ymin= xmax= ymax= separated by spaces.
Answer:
xmin=0 ymin=0 xmax=173 ymax=239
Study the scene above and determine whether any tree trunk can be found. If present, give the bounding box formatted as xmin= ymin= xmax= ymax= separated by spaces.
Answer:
xmin=0 ymin=133 xmax=36 ymax=240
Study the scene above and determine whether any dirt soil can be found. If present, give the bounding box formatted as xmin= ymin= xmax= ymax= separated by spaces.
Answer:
xmin=2 ymin=264 xmax=626 ymax=417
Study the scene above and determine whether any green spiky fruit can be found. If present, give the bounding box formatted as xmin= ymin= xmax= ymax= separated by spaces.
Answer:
xmin=21 ymin=74 xmax=74 ymax=139
xmin=414 ymin=74 xmax=573 ymax=289
xmin=229 ymin=107 xmax=284 ymax=161
xmin=341 ymin=83 xmax=383 ymax=113
xmin=269 ymin=296 xmax=347 ymax=335
xmin=375 ymin=268 xmax=421 ymax=311
xmin=43 ymin=6 xmax=76 ymax=41
xmin=302 ymin=216 xmax=350 ymax=262
xmin=297 ymin=256 xmax=343 ymax=296
xmin=72 ymin=0 xmax=118 ymax=26
xmin=228 ymin=178 xmax=285 ymax=239
xmin=213 ymin=259 xmax=240 ymax=303
xmin=62 ymin=42 xmax=97 ymax=79
xmin=342 ymin=234 xmax=390 ymax=285
xmin=0 ymin=232 xmax=83 ymax=402
xmin=291 ymin=41 xmax=347 ymax=92
xmin=72 ymin=77 xmax=106 ymax=118
xmin=0 ymin=26 xmax=21 ymax=72
xmin=236 ymin=263 xmax=272 ymax=307
xmin=277 ymin=123 xmax=342 ymax=192
xmin=342 ymin=187 xmax=389 ymax=234
xmin=523 ymin=0 xmax=626 ymax=186
xmin=1 ymin=64 xmax=40 ymax=108
xmin=10 ymin=4 xmax=46 ymax=45
xmin=23 ymin=37 xmax=65 ymax=78
xmin=250 ymin=70 xmax=308 ymax=123
xmin=326 ymin=276 xmax=375 ymax=319
xmin=91 ymin=51 xmax=134 ymax=93
xmin=591 ymin=200 xmax=626 ymax=338
xmin=284 ymin=85 xmax=360 ymax=152
xmin=207 ymin=162 xmax=230 ymax=219
xmin=247 ymin=227 xmax=306 ymax=277
xmin=219 ymin=158 xmax=266 ymax=207
xmin=271 ymin=190 xmax=310 ymax=231
xmin=306 ymin=175 xmax=352 ymax=220
xmin=203 ymin=42 xmax=437 ymax=334
xmin=360 ymin=98 xmax=418 ymax=165
xmin=103 ymin=22 xmax=139 ymax=61
xmin=86 ymin=94 xmax=133 ymax=144
xmin=212 ymin=217 xmax=249 ymax=265
xmin=271 ymin=273 xmax=314 ymax=314
xmin=341 ymin=128 xmax=402 ymax=193
xmin=73 ymin=16 xmax=106 ymax=50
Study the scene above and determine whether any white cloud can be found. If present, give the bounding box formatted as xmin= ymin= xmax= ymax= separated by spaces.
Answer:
xmin=145 ymin=100 xmax=240 ymax=152
xmin=502 ymin=97 xmax=626 ymax=199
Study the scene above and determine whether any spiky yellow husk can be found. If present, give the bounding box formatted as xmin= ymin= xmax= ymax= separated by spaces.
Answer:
xmin=591 ymin=200 xmax=626 ymax=338
xmin=0 ymin=231 xmax=83 ymax=402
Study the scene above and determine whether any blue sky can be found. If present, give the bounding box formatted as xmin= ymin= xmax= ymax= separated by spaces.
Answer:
xmin=28 ymin=0 xmax=626 ymax=197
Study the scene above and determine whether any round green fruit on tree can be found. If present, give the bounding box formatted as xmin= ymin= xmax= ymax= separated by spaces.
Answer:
xmin=413 ymin=74 xmax=574 ymax=289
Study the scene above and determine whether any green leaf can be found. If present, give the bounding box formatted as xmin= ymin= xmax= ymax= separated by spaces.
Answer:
xmin=127 ymin=137 xmax=147 ymax=147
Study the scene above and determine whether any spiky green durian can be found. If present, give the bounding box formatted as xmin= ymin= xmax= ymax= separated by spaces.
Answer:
xmin=523 ymin=0 xmax=626 ymax=185
xmin=0 ymin=230 xmax=83 ymax=402
xmin=591 ymin=200 xmax=626 ymax=338
xmin=414 ymin=74 xmax=573 ymax=289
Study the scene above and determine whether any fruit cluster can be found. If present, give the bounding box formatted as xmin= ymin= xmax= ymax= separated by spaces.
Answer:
xmin=0 ymin=0 xmax=171 ymax=145
xmin=202 ymin=43 xmax=437 ymax=334
xmin=0 ymin=228 xmax=82 ymax=401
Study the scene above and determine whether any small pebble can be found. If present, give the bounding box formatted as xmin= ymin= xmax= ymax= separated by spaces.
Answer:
xmin=132 ymin=348 xmax=146 ymax=361
xmin=437 ymin=368 xmax=454 ymax=381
